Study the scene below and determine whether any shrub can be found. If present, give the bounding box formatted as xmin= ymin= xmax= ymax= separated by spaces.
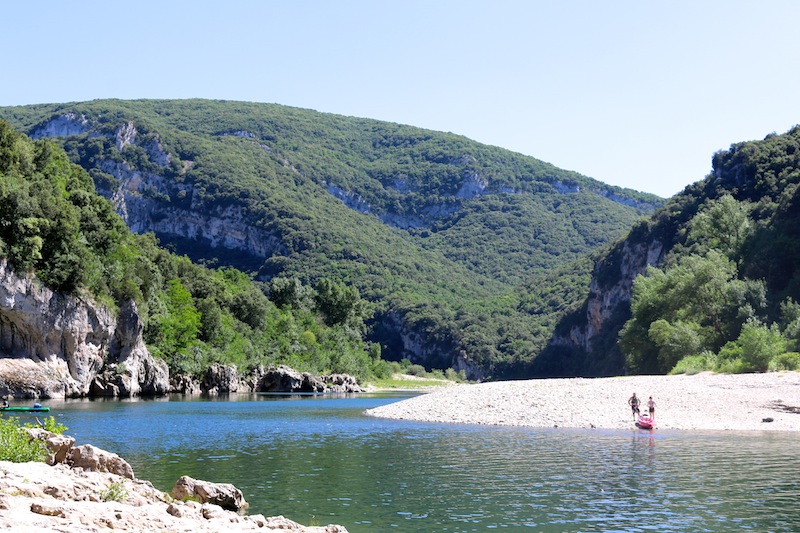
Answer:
xmin=387 ymin=361 xmax=403 ymax=375
xmin=0 ymin=417 xmax=47 ymax=463
xmin=25 ymin=416 xmax=68 ymax=435
xmin=737 ymin=320 xmax=787 ymax=372
xmin=769 ymin=352 xmax=800 ymax=371
xmin=406 ymin=364 xmax=427 ymax=377
xmin=370 ymin=359 xmax=394 ymax=379
xmin=445 ymin=368 xmax=467 ymax=382
xmin=669 ymin=354 xmax=710 ymax=375
xmin=99 ymin=481 xmax=129 ymax=502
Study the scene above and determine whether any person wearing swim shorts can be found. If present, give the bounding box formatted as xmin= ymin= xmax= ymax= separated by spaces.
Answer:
xmin=628 ymin=393 xmax=640 ymax=421
xmin=647 ymin=396 xmax=656 ymax=420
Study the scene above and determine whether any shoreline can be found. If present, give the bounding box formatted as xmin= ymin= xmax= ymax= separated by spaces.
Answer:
xmin=0 ymin=440 xmax=348 ymax=532
xmin=365 ymin=371 xmax=800 ymax=432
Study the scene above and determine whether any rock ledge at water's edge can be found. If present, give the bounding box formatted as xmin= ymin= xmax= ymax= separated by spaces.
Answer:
xmin=0 ymin=258 xmax=363 ymax=399
xmin=0 ymin=428 xmax=347 ymax=532
xmin=0 ymin=259 xmax=169 ymax=399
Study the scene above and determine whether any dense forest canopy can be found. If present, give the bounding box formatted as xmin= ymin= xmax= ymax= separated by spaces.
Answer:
xmin=0 ymin=99 xmax=661 ymax=379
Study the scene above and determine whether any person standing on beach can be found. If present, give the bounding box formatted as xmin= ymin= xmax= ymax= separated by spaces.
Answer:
xmin=628 ymin=393 xmax=640 ymax=421
xmin=647 ymin=396 xmax=656 ymax=420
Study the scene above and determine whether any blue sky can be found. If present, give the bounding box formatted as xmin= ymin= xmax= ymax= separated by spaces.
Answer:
xmin=3 ymin=1 xmax=799 ymax=197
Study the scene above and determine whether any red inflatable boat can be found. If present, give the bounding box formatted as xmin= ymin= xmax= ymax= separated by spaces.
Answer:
xmin=635 ymin=414 xmax=655 ymax=429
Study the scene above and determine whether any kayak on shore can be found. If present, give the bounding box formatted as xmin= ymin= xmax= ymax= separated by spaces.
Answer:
xmin=635 ymin=414 xmax=655 ymax=429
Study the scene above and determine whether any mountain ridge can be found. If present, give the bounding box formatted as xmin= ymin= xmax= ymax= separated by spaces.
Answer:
xmin=0 ymin=99 xmax=662 ymax=378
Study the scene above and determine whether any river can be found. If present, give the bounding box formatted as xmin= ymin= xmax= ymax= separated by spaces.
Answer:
xmin=24 ymin=392 xmax=800 ymax=532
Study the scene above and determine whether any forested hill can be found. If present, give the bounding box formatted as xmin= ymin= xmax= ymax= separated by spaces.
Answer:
xmin=0 ymin=120 xmax=380 ymax=382
xmin=0 ymin=99 xmax=661 ymax=379
xmin=537 ymin=125 xmax=800 ymax=377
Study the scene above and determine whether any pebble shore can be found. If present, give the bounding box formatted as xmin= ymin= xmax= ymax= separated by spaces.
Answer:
xmin=366 ymin=372 xmax=800 ymax=431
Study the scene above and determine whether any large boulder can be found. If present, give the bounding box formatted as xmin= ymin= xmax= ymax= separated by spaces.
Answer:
xmin=171 ymin=475 xmax=249 ymax=513
xmin=257 ymin=365 xmax=326 ymax=393
xmin=170 ymin=374 xmax=201 ymax=394
xmin=201 ymin=363 xmax=240 ymax=394
xmin=67 ymin=444 xmax=135 ymax=479
xmin=323 ymin=373 xmax=364 ymax=393
xmin=23 ymin=427 xmax=76 ymax=465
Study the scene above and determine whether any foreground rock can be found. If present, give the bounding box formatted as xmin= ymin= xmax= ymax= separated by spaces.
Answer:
xmin=0 ymin=430 xmax=348 ymax=532
xmin=367 ymin=371 xmax=800 ymax=432
xmin=0 ymin=461 xmax=347 ymax=532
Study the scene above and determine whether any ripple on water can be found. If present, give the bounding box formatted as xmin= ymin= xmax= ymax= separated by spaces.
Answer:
xmin=50 ymin=396 xmax=800 ymax=533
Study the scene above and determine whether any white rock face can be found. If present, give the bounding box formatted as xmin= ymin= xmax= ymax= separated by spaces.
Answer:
xmin=29 ymin=113 xmax=89 ymax=138
xmin=0 ymin=260 xmax=168 ymax=398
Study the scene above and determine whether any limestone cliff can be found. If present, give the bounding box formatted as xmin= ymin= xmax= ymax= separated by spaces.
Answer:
xmin=0 ymin=260 xmax=169 ymax=398
xmin=536 ymin=234 xmax=667 ymax=376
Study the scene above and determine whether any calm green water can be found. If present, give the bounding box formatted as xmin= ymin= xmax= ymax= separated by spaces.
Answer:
xmin=29 ymin=393 xmax=800 ymax=532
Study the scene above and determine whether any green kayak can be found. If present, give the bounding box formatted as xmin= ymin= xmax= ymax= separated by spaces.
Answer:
xmin=0 ymin=406 xmax=50 ymax=412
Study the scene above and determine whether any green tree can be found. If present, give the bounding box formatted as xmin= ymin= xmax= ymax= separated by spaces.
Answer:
xmin=686 ymin=194 xmax=753 ymax=264
xmin=736 ymin=318 xmax=787 ymax=372
xmin=269 ymin=277 xmax=314 ymax=311
xmin=313 ymin=278 xmax=370 ymax=333
xmin=647 ymin=319 xmax=704 ymax=372
xmin=148 ymin=279 xmax=201 ymax=371
xmin=620 ymin=251 xmax=765 ymax=373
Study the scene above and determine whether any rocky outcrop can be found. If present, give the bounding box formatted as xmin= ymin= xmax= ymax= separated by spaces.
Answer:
xmin=29 ymin=113 xmax=90 ymax=138
xmin=23 ymin=427 xmax=75 ymax=466
xmin=256 ymin=365 xmax=326 ymax=392
xmin=579 ymin=238 xmax=664 ymax=353
xmin=32 ymin=116 xmax=287 ymax=265
xmin=322 ymin=373 xmax=363 ymax=393
xmin=0 ymin=260 xmax=169 ymax=398
xmin=201 ymin=363 xmax=242 ymax=394
xmin=172 ymin=365 xmax=365 ymax=394
xmin=537 ymin=226 xmax=669 ymax=376
xmin=170 ymin=374 xmax=202 ymax=395
xmin=5 ymin=430 xmax=348 ymax=532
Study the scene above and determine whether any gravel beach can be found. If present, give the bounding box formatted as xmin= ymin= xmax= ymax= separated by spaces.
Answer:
xmin=366 ymin=372 xmax=800 ymax=431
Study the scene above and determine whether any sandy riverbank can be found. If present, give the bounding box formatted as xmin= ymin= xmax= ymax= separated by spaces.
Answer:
xmin=366 ymin=371 xmax=800 ymax=431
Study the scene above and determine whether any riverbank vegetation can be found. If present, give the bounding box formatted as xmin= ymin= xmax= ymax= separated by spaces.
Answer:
xmin=366 ymin=358 xmax=468 ymax=389
xmin=0 ymin=416 xmax=66 ymax=463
